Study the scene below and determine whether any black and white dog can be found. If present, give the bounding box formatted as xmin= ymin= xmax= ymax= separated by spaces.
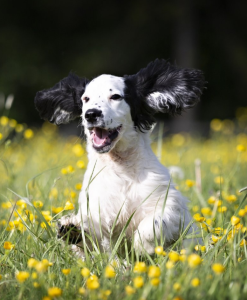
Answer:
xmin=35 ymin=59 xmax=205 ymax=256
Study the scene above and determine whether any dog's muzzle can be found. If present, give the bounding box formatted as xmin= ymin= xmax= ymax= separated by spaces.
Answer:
xmin=89 ymin=125 xmax=122 ymax=153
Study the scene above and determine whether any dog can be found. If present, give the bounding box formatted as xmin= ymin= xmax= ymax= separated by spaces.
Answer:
xmin=34 ymin=59 xmax=205 ymax=256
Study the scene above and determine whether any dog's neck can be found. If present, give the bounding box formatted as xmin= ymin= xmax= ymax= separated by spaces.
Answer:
xmin=88 ymin=131 xmax=155 ymax=171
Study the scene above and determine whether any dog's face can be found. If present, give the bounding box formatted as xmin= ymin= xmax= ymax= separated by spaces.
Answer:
xmin=34 ymin=59 xmax=205 ymax=154
xmin=81 ymin=75 xmax=132 ymax=153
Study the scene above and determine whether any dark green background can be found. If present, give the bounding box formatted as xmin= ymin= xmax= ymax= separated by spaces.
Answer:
xmin=0 ymin=0 xmax=246 ymax=127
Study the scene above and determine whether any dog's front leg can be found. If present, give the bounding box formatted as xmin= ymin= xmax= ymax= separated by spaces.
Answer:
xmin=57 ymin=213 xmax=90 ymax=257
xmin=134 ymin=213 xmax=183 ymax=255
xmin=134 ymin=215 xmax=160 ymax=255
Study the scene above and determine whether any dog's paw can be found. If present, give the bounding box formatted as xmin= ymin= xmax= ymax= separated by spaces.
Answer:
xmin=134 ymin=216 xmax=158 ymax=255
xmin=57 ymin=214 xmax=83 ymax=244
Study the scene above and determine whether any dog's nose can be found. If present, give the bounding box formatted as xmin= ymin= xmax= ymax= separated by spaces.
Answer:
xmin=85 ymin=109 xmax=102 ymax=123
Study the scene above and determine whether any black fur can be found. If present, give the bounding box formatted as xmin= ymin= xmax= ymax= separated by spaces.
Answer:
xmin=124 ymin=59 xmax=205 ymax=131
xmin=34 ymin=73 xmax=89 ymax=125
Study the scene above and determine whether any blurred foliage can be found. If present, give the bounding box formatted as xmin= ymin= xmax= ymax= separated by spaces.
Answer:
xmin=1 ymin=108 xmax=247 ymax=299
xmin=0 ymin=0 xmax=247 ymax=125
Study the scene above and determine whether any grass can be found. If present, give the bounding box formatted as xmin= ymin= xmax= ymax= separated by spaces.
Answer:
xmin=0 ymin=113 xmax=247 ymax=300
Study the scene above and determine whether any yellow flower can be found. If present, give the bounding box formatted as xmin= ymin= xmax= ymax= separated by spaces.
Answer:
xmin=16 ymin=271 xmax=30 ymax=283
xmin=81 ymin=267 xmax=90 ymax=278
xmin=187 ymin=254 xmax=202 ymax=268
xmin=185 ymin=179 xmax=195 ymax=187
xmin=239 ymin=209 xmax=246 ymax=217
xmin=240 ymin=239 xmax=247 ymax=247
xmin=0 ymin=274 xmax=2 ymax=280
xmin=4 ymin=241 xmax=14 ymax=250
xmin=212 ymin=235 xmax=222 ymax=243
xmin=62 ymin=269 xmax=71 ymax=275
xmin=0 ymin=116 xmax=9 ymax=126
xmin=210 ymin=119 xmax=222 ymax=131
xmin=191 ymin=278 xmax=200 ymax=287
xmin=192 ymin=205 xmax=199 ymax=212
xmin=78 ymin=287 xmax=86 ymax=295
xmin=212 ymin=263 xmax=225 ymax=275
xmin=155 ymin=246 xmax=164 ymax=255
xmin=231 ymin=216 xmax=240 ymax=226
xmin=41 ymin=210 xmax=51 ymax=216
xmin=24 ymin=129 xmax=34 ymax=139
xmin=236 ymin=144 xmax=246 ymax=152
xmin=148 ymin=266 xmax=161 ymax=278
xmin=0 ymin=133 xmax=3 ymax=140
xmin=27 ymin=258 xmax=38 ymax=268
xmin=214 ymin=176 xmax=224 ymax=184
xmin=33 ymin=200 xmax=43 ymax=208
xmin=218 ymin=206 xmax=227 ymax=213
xmin=212 ymin=227 xmax=223 ymax=235
xmin=48 ymin=287 xmax=62 ymax=297
xmin=193 ymin=213 xmax=205 ymax=223
xmin=61 ymin=168 xmax=68 ymax=175
xmin=41 ymin=222 xmax=50 ymax=229
xmin=75 ymin=183 xmax=82 ymax=190
xmin=105 ymin=265 xmax=116 ymax=278
xmin=9 ymin=119 xmax=17 ymax=128
xmin=70 ymin=191 xmax=77 ymax=198
xmin=225 ymin=195 xmax=237 ymax=203
xmin=169 ymin=251 xmax=180 ymax=262
xmin=72 ymin=144 xmax=84 ymax=156
xmin=16 ymin=199 xmax=27 ymax=209
xmin=179 ymin=254 xmax=187 ymax=262
xmin=1 ymin=201 xmax=12 ymax=209
xmin=49 ymin=188 xmax=58 ymax=199
xmin=133 ymin=276 xmax=144 ymax=288
xmin=33 ymin=282 xmax=40 ymax=288
xmin=125 ymin=285 xmax=136 ymax=295
xmin=32 ymin=272 xmax=38 ymax=279
xmin=99 ymin=289 xmax=111 ymax=300
xmin=35 ymin=260 xmax=51 ymax=273
xmin=216 ymin=200 xmax=223 ymax=207
xmin=15 ymin=124 xmax=24 ymax=132
xmin=201 ymin=207 xmax=212 ymax=216
xmin=133 ymin=262 xmax=147 ymax=273
xmin=166 ymin=261 xmax=174 ymax=269
xmin=180 ymin=249 xmax=186 ymax=255
xmin=67 ymin=165 xmax=75 ymax=173
xmin=150 ymin=277 xmax=160 ymax=286
xmin=52 ymin=206 xmax=64 ymax=214
xmin=194 ymin=245 xmax=205 ymax=252
xmin=208 ymin=196 xmax=217 ymax=204
xmin=86 ymin=275 xmax=100 ymax=290
xmin=173 ymin=283 xmax=181 ymax=291
xmin=172 ymin=134 xmax=185 ymax=146
xmin=76 ymin=160 xmax=85 ymax=169
xmin=64 ymin=201 xmax=74 ymax=210
xmin=43 ymin=297 xmax=51 ymax=300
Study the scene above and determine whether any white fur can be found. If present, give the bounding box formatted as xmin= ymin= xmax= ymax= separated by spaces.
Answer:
xmin=59 ymin=75 xmax=199 ymax=256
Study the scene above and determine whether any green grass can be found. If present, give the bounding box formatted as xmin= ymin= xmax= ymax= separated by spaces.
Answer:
xmin=1 ymin=116 xmax=247 ymax=300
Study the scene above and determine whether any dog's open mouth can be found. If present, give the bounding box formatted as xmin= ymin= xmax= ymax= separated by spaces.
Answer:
xmin=90 ymin=125 xmax=122 ymax=153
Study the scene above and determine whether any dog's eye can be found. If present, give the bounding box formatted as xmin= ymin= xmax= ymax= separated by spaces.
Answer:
xmin=110 ymin=94 xmax=122 ymax=100
xmin=83 ymin=97 xmax=90 ymax=103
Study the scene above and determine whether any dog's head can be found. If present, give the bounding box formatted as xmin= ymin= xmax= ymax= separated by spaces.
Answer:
xmin=35 ymin=59 xmax=205 ymax=153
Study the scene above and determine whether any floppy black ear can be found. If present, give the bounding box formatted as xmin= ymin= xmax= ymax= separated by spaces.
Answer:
xmin=34 ymin=73 xmax=89 ymax=125
xmin=124 ymin=59 xmax=205 ymax=131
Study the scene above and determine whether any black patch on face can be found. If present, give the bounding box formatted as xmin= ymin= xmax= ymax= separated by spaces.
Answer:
xmin=124 ymin=59 xmax=205 ymax=131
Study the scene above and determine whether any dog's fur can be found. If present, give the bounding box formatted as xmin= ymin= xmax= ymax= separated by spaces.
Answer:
xmin=35 ymin=59 xmax=205 ymax=256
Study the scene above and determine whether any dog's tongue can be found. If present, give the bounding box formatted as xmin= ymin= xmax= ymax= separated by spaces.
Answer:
xmin=93 ymin=128 xmax=108 ymax=145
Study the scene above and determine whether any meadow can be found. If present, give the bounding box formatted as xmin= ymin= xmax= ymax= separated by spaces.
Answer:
xmin=0 ymin=109 xmax=247 ymax=300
